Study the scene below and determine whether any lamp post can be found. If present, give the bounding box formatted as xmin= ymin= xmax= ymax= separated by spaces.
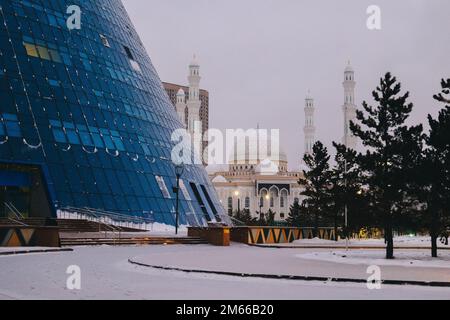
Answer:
xmin=174 ymin=163 xmax=185 ymax=235
xmin=337 ymin=154 xmax=349 ymax=251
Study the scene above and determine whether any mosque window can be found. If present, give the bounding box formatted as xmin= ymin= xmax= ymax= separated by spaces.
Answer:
xmin=245 ymin=197 xmax=250 ymax=208
xmin=228 ymin=197 xmax=233 ymax=214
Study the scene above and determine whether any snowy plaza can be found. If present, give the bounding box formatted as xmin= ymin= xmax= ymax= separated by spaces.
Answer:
xmin=1 ymin=240 xmax=450 ymax=300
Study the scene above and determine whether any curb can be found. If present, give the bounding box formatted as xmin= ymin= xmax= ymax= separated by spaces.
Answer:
xmin=0 ymin=248 xmax=74 ymax=256
xmin=249 ymin=244 xmax=450 ymax=250
xmin=128 ymin=258 xmax=450 ymax=288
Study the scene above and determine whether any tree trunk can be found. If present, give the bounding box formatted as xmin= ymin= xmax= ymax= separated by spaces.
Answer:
xmin=334 ymin=213 xmax=338 ymax=242
xmin=430 ymin=206 xmax=439 ymax=258
xmin=314 ymin=213 xmax=319 ymax=238
xmin=385 ymin=217 xmax=394 ymax=259
xmin=431 ymin=234 xmax=438 ymax=258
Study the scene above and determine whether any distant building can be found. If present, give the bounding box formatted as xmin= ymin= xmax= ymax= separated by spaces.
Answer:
xmin=0 ymin=2 xmax=224 ymax=226
xmin=209 ymin=135 xmax=305 ymax=223
xmin=342 ymin=62 xmax=358 ymax=149
xmin=304 ymin=91 xmax=316 ymax=157
xmin=163 ymin=57 xmax=209 ymax=164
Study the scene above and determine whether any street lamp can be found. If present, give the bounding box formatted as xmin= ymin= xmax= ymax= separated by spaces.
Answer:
xmin=337 ymin=154 xmax=349 ymax=251
xmin=174 ymin=163 xmax=185 ymax=235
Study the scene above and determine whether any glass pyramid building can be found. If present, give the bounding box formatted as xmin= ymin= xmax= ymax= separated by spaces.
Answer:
xmin=0 ymin=0 xmax=225 ymax=226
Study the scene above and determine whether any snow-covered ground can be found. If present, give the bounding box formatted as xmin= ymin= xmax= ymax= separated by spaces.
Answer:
xmin=292 ymin=236 xmax=449 ymax=248
xmin=296 ymin=250 xmax=450 ymax=268
xmin=1 ymin=245 xmax=450 ymax=300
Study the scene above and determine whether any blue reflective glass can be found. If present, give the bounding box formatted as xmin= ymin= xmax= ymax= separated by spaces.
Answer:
xmin=0 ymin=0 xmax=224 ymax=226
xmin=52 ymin=128 xmax=67 ymax=143
xmin=5 ymin=121 xmax=21 ymax=137
xmin=66 ymin=130 xmax=80 ymax=144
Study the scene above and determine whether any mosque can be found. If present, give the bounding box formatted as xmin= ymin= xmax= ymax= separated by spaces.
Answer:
xmin=208 ymin=63 xmax=358 ymax=221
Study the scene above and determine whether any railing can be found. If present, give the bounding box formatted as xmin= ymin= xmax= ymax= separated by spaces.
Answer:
xmin=4 ymin=202 xmax=24 ymax=219
xmin=228 ymin=216 xmax=245 ymax=226
xmin=3 ymin=202 xmax=28 ymax=227
xmin=58 ymin=207 xmax=157 ymax=246
xmin=57 ymin=206 xmax=155 ymax=232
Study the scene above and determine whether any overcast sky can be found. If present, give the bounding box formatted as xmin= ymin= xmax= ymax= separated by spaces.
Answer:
xmin=122 ymin=0 xmax=450 ymax=169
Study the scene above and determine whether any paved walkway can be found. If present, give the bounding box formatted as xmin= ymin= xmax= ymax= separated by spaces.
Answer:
xmin=130 ymin=244 xmax=450 ymax=284
xmin=0 ymin=247 xmax=73 ymax=256
xmin=1 ymin=245 xmax=450 ymax=299
xmin=253 ymin=244 xmax=450 ymax=250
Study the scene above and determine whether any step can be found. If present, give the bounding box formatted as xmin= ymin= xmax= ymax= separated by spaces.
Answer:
xmin=60 ymin=237 xmax=208 ymax=246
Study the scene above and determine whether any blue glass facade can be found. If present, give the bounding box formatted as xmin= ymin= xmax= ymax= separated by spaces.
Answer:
xmin=0 ymin=0 xmax=225 ymax=226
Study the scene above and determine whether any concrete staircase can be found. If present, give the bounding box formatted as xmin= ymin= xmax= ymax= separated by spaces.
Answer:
xmin=0 ymin=217 xmax=51 ymax=226
xmin=60 ymin=236 xmax=208 ymax=246
xmin=56 ymin=219 xmax=144 ymax=233
xmin=1 ymin=217 xmax=209 ymax=247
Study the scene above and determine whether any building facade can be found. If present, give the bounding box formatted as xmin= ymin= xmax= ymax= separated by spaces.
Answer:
xmin=210 ymin=137 xmax=304 ymax=222
xmin=0 ymin=0 xmax=225 ymax=226
xmin=304 ymin=91 xmax=316 ymax=156
xmin=163 ymin=58 xmax=209 ymax=164
xmin=342 ymin=62 xmax=358 ymax=149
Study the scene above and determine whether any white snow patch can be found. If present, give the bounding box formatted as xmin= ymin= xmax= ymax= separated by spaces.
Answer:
xmin=296 ymin=250 xmax=450 ymax=268
xmin=293 ymin=236 xmax=449 ymax=248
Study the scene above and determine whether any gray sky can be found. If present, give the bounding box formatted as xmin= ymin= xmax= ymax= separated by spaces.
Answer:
xmin=122 ymin=0 xmax=450 ymax=169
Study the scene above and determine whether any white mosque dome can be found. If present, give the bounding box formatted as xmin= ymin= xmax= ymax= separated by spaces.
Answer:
xmin=177 ymin=88 xmax=185 ymax=96
xmin=212 ymin=175 xmax=228 ymax=183
xmin=228 ymin=134 xmax=288 ymax=165
xmin=255 ymin=159 xmax=279 ymax=176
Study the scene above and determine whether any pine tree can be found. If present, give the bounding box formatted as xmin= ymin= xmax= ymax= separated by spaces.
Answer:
xmin=350 ymin=73 xmax=423 ymax=259
xmin=299 ymin=141 xmax=331 ymax=237
xmin=233 ymin=208 xmax=257 ymax=226
xmin=265 ymin=209 xmax=276 ymax=226
xmin=328 ymin=143 xmax=362 ymax=241
xmin=421 ymin=79 xmax=450 ymax=257
xmin=287 ymin=200 xmax=303 ymax=227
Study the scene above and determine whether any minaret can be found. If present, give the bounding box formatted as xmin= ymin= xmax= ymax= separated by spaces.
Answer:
xmin=175 ymin=88 xmax=186 ymax=125
xmin=187 ymin=55 xmax=203 ymax=164
xmin=342 ymin=62 xmax=357 ymax=149
xmin=187 ymin=55 xmax=202 ymax=136
xmin=304 ymin=91 xmax=316 ymax=156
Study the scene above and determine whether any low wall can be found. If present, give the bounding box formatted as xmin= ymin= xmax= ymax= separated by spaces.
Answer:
xmin=231 ymin=227 xmax=337 ymax=244
xmin=188 ymin=227 xmax=231 ymax=246
xmin=0 ymin=226 xmax=60 ymax=247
